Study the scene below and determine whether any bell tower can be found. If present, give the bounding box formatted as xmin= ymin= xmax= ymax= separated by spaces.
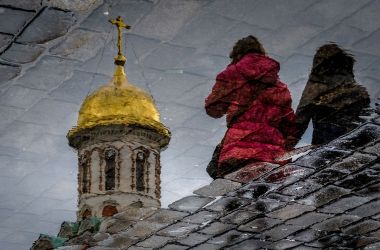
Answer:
xmin=67 ymin=16 xmax=170 ymax=219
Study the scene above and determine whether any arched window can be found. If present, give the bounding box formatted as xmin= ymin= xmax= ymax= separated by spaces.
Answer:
xmin=82 ymin=209 xmax=91 ymax=219
xmin=102 ymin=205 xmax=118 ymax=217
xmin=105 ymin=149 xmax=117 ymax=191
xmin=80 ymin=154 xmax=90 ymax=193
xmin=136 ymin=151 xmax=147 ymax=192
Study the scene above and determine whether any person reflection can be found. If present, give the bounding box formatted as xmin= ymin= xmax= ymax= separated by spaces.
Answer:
xmin=294 ymin=43 xmax=370 ymax=145
xmin=205 ymin=36 xmax=297 ymax=179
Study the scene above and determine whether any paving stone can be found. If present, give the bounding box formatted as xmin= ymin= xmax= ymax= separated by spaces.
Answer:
xmin=17 ymin=56 xmax=77 ymax=90
xmin=344 ymin=0 xmax=380 ymax=32
xmin=168 ymin=195 xmax=214 ymax=213
xmin=267 ymin=203 xmax=315 ymax=221
xmin=241 ymin=0 xmax=314 ymax=30
xmin=97 ymin=231 xmax=136 ymax=248
xmin=343 ymin=219 xmax=380 ymax=235
xmin=294 ymin=147 xmax=350 ymax=169
xmin=182 ymin=210 xmax=219 ymax=225
xmin=173 ymin=11 xmax=237 ymax=47
xmin=190 ymin=243 xmax=220 ymax=250
xmin=266 ymin=239 xmax=302 ymax=250
xmin=280 ymin=54 xmax=312 ymax=84
xmin=244 ymin=198 xmax=286 ymax=214
xmin=0 ymin=120 xmax=44 ymax=149
xmin=330 ymin=152 xmax=377 ymax=173
xmin=228 ymin=182 xmax=277 ymax=199
xmin=225 ymin=162 xmax=278 ymax=184
xmin=220 ymin=209 xmax=261 ymax=225
xmin=198 ymin=221 xmax=234 ymax=235
xmin=0 ymin=33 xmax=12 ymax=52
xmin=1 ymin=43 xmax=44 ymax=64
xmin=42 ymin=0 xmax=100 ymax=12
xmin=136 ymin=235 xmax=172 ymax=248
xmin=291 ymin=246 xmax=320 ymax=250
xmin=0 ymin=0 xmax=41 ymax=10
xmin=300 ymin=23 xmax=368 ymax=56
xmin=319 ymin=195 xmax=373 ymax=214
xmin=177 ymin=232 xmax=209 ymax=246
xmin=356 ymin=182 xmax=380 ymax=198
xmin=17 ymin=7 xmax=75 ymax=44
xmin=205 ymin=197 xmax=249 ymax=213
xmin=239 ymin=217 xmax=282 ymax=233
xmin=182 ymin=53 xmax=229 ymax=78
xmin=50 ymin=29 xmax=107 ymax=62
xmin=124 ymin=221 xmax=162 ymax=239
xmin=364 ymin=241 xmax=380 ymax=250
xmin=353 ymin=29 xmax=380 ymax=56
xmin=154 ymin=244 xmax=185 ymax=250
xmin=0 ymin=7 xmax=33 ymax=34
xmin=311 ymin=215 xmax=361 ymax=231
xmin=298 ymin=185 xmax=350 ymax=207
xmin=337 ymin=169 xmax=379 ymax=190
xmin=280 ymin=179 xmax=322 ymax=197
xmin=0 ymin=106 xmax=24 ymax=130
xmin=309 ymin=168 xmax=347 ymax=185
xmin=224 ymin=238 xmax=270 ymax=250
xmin=290 ymin=229 xmax=328 ymax=243
xmin=49 ymin=70 xmax=109 ymax=104
xmin=142 ymin=43 xmax=196 ymax=70
xmin=266 ymin=193 xmax=295 ymax=203
xmin=207 ymin=230 xmax=252 ymax=247
xmin=157 ymin=222 xmax=199 ymax=237
xmin=145 ymin=209 xmax=189 ymax=225
xmin=98 ymin=218 xmax=134 ymax=234
xmin=136 ymin=0 xmax=202 ymax=41
xmin=81 ymin=1 xmax=153 ymax=32
xmin=355 ymin=237 xmax=380 ymax=248
xmin=0 ymin=63 xmax=20 ymax=84
xmin=193 ymin=179 xmax=241 ymax=197
xmin=112 ymin=207 xmax=157 ymax=222
xmin=0 ymin=85 xmax=45 ymax=109
xmin=348 ymin=200 xmax=380 ymax=218
xmin=286 ymin=212 xmax=332 ymax=227
xmin=264 ymin=165 xmax=314 ymax=186
xmin=364 ymin=141 xmax=380 ymax=155
xmin=262 ymin=224 xmax=303 ymax=241
xmin=329 ymin=124 xmax=380 ymax=150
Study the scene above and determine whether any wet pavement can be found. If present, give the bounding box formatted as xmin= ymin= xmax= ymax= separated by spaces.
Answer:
xmin=0 ymin=0 xmax=379 ymax=249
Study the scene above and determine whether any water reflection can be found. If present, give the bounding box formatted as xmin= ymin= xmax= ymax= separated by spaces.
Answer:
xmin=205 ymin=36 xmax=297 ymax=179
xmin=295 ymin=43 xmax=370 ymax=145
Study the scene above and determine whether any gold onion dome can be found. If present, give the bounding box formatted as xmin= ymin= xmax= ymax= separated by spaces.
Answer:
xmin=67 ymin=16 xmax=170 ymax=147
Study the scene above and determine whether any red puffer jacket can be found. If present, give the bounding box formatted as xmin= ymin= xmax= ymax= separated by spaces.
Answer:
xmin=205 ymin=53 xmax=296 ymax=173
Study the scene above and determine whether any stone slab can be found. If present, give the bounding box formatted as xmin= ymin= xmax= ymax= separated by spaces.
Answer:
xmin=193 ymin=179 xmax=241 ymax=197
xmin=0 ymin=0 xmax=41 ymax=10
xmin=168 ymin=195 xmax=214 ymax=213
xmin=17 ymin=7 xmax=75 ymax=44
xmin=0 ymin=63 xmax=20 ymax=84
xmin=225 ymin=162 xmax=278 ymax=184
xmin=0 ymin=7 xmax=33 ymax=34
xmin=0 ymin=33 xmax=12 ymax=52
xmin=298 ymin=185 xmax=350 ymax=207
xmin=156 ymin=222 xmax=199 ymax=237
xmin=267 ymin=203 xmax=315 ymax=221
xmin=207 ymin=230 xmax=252 ymax=248
xmin=1 ymin=43 xmax=44 ymax=64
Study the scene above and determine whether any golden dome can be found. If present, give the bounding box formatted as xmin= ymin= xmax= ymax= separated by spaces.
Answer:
xmin=67 ymin=64 xmax=170 ymax=145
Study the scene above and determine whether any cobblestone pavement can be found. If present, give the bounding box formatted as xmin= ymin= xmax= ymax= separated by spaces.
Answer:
xmin=0 ymin=0 xmax=379 ymax=249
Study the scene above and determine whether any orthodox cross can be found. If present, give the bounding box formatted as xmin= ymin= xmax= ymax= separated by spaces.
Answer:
xmin=109 ymin=16 xmax=131 ymax=56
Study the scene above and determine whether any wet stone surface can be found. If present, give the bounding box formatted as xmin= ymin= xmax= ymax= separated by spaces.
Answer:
xmin=319 ymin=195 xmax=373 ymax=214
xmin=329 ymin=123 xmax=380 ymax=150
xmin=294 ymin=147 xmax=350 ymax=169
xmin=337 ymin=169 xmax=379 ymax=190
xmin=0 ymin=63 xmax=21 ymax=84
xmin=182 ymin=210 xmax=220 ymax=225
xmin=136 ymin=235 xmax=173 ymax=248
xmin=262 ymin=224 xmax=303 ymax=241
xmin=225 ymin=162 xmax=278 ymax=183
xmin=280 ymin=179 xmax=322 ymax=198
xmin=291 ymin=229 xmax=329 ymax=243
xmin=207 ymin=230 xmax=253 ymax=247
xmin=224 ymin=238 xmax=270 ymax=250
xmin=220 ymin=209 xmax=261 ymax=225
xmin=286 ymin=212 xmax=332 ymax=227
xmin=0 ymin=33 xmax=12 ymax=52
xmin=348 ymin=199 xmax=380 ymax=217
xmin=356 ymin=182 xmax=380 ymax=198
xmin=266 ymin=239 xmax=302 ymax=249
xmin=193 ymin=178 xmax=241 ymax=197
xmin=329 ymin=152 xmax=377 ymax=173
xmin=0 ymin=7 xmax=33 ymax=34
xmin=267 ymin=203 xmax=316 ymax=221
xmin=17 ymin=7 xmax=75 ymax=44
xmin=309 ymin=168 xmax=347 ymax=185
xmin=1 ymin=43 xmax=45 ymax=64
xmin=157 ymin=222 xmax=199 ymax=237
xmin=238 ymin=217 xmax=282 ymax=233
xmin=311 ymin=214 xmax=361 ymax=232
xmin=363 ymin=141 xmax=380 ymax=155
xmin=205 ymin=197 xmax=250 ymax=213
xmin=343 ymin=219 xmax=380 ymax=235
xmin=176 ymin=232 xmax=209 ymax=246
xmin=264 ymin=164 xmax=314 ymax=186
xmin=168 ymin=195 xmax=214 ymax=213
xmin=298 ymin=185 xmax=350 ymax=207
xmin=228 ymin=182 xmax=277 ymax=199
xmin=198 ymin=221 xmax=234 ymax=235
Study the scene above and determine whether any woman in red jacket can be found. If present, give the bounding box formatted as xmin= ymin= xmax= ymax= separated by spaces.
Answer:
xmin=205 ymin=36 xmax=297 ymax=178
